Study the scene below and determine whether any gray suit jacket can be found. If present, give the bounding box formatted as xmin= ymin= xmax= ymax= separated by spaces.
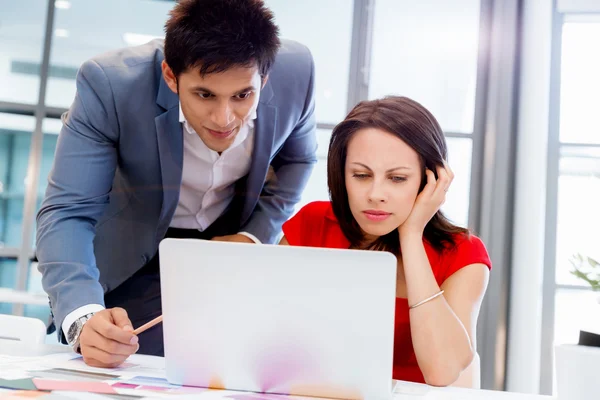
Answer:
xmin=36 ymin=39 xmax=317 ymax=340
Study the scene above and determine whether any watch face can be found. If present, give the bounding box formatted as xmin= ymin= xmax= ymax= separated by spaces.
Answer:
xmin=67 ymin=321 xmax=79 ymax=343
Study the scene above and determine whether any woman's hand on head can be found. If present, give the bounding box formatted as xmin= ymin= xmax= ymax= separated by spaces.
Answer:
xmin=399 ymin=163 xmax=454 ymax=237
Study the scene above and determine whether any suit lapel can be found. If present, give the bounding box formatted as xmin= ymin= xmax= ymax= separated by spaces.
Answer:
xmin=155 ymin=72 xmax=182 ymax=238
xmin=155 ymin=108 xmax=183 ymax=236
xmin=241 ymin=103 xmax=277 ymax=223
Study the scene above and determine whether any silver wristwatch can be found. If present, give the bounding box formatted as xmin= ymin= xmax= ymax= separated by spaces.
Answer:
xmin=67 ymin=312 xmax=95 ymax=352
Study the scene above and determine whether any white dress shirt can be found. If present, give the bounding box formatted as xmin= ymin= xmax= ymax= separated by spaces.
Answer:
xmin=169 ymin=105 xmax=256 ymax=233
xmin=62 ymin=104 xmax=260 ymax=341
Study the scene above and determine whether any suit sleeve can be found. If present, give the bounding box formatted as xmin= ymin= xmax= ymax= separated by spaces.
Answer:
xmin=36 ymin=59 xmax=119 ymax=342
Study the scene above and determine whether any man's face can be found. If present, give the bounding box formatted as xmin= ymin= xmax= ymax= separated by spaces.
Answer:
xmin=162 ymin=61 xmax=263 ymax=153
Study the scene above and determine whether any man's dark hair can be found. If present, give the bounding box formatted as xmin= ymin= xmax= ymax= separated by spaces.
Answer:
xmin=164 ymin=0 xmax=280 ymax=78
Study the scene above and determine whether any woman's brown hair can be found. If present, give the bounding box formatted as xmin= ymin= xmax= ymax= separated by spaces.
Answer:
xmin=327 ymin=96 xmax=468 ymax=255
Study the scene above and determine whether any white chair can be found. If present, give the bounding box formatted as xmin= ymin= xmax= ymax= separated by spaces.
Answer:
xmin=451 ymin=351 xmax=481 ymax=389
xmin=0 ymin=314 xmax=47 ymax=344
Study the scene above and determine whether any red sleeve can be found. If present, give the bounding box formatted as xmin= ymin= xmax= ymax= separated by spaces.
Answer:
xmin=442 ymin=234 xmax=492 ymax=282
xmin=282 ymin=201 xmax=329 ymax=247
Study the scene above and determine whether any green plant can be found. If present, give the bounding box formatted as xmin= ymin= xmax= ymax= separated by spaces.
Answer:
xmin=570 ymin=254 xmax=600 ymax=291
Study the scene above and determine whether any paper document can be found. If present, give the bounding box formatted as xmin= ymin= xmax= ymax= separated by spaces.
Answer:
xmin=32 ymin=379 xmax=117 ymax=395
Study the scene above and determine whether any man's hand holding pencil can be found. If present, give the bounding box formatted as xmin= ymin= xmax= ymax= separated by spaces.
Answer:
xmin=79 ymin=308 xmax=139 ymax=368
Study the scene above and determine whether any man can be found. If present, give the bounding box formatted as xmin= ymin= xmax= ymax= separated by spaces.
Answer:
xmin=36 ymin=0 xmax=316 ymax=368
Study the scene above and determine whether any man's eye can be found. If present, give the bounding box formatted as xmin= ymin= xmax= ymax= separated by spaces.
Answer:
xmin=236 ymin=92 xmax=251 ymax=100
xmin=198 ymin=93 xmax=212 ymax=99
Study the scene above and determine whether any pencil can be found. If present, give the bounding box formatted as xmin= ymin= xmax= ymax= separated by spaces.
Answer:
xmin=132 ymin=315 xmax=163 ymax=335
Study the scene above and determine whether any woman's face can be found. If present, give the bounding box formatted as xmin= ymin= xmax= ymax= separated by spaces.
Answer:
xmin=344 ymin=127 xmax=422 ymax=242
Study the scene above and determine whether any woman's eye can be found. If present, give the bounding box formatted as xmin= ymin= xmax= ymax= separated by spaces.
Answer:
xmin=390 ymin=176 xmax=407 ymax=183
xmin=353 ymin=174 xmax=370 ymax=180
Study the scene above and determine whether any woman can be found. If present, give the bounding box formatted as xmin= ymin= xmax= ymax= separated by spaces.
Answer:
xmin=280 ymin=96 xmax=491 ymax=387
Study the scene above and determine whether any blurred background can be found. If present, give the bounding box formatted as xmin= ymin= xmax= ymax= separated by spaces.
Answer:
xmin=0 ymin=0 xmax=598 ymax=396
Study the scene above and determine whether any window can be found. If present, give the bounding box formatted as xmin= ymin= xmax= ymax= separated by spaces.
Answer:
xmin=32 ymin=119 xmax=61 ymax=247
xmin=552 ymin=20 xmax=600 ymax=347
xmin=0 ymin=259 xmax=17 ymax=314
xmin=559 ymin=22 xmax=600 ymax=145
xmin=296 ymin=129 xmax=332 ymax=211
xmin=555 ymin=146 xmax=600 ymax=286
xmin=46 ymin=0 xmax=172 ymax=108
xmin=545 ymin=17 xmax=600 ymax=394
xmin=265 ymin=0 xmax=354 ymax=124
xmin=369 ymin=0 xmax=481 ymax=133
xmin=552 ymin=146 xmax=600 ymax=367
xmin=554 ymin=289 xmax=600 ymax=347
xmin=0 ymin=0 xmax=47 ymax=104
xmin=0 ymin=113 xmax=50 ymax=320
xmin=265 ymin=0 xmax=354 ymax=210
xmin=1 ymin=2 xmax=486 ymax=333
xmin=368 ymin=0 xmax=481 ymax=228
xmin=0 ymin=114 xmax=36 ymax=249
xmin=445 ymin=137 xmax=473 ymax=228
xmin=558 ymin=0 xmax=600 ymax=13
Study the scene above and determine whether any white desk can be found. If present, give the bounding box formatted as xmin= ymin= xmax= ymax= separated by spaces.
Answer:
xmin=0 ymin=341 xmax=554 ymax=400
xmin=0 ymin=340 xmax=71 ymax=357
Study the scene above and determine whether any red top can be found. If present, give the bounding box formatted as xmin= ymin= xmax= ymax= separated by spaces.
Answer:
xmin=282 ymin=201 xmax=492 ymax=383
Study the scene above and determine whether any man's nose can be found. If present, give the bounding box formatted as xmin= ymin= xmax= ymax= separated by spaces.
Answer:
xmin=211 ymin=101 xmax=235 ymax=128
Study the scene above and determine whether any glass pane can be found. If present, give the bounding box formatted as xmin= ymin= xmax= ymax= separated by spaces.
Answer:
xmin=560 ymin=21 xmax=600 ymax=144
xmin=315 ymin=128 xmax=331 ymax=159
xmin=369 ymin=0 xmax=481 ymax=133
xmin=444 ymin=137 xmax=472 ymax=228
xmin=0 ymin=0 xmax=47 ymax=104
xmin=265 ymin=0 xmax=353 ymax=124
xmin=555 ymin=146 xmax=600 ymax=285
xmin=46 ymin=0 xmax=353 ymax=121
xmin=296 ymin=129 xmax=331 ymax=212
xmin=0 ymin=259 xmax=17 ymax=310
xmin=296 ymin=158 xmax=329 ymax=213
xmin=554 ymin=289 xmax=600 ymax=347
xmin=30 ymin=119 xmax=61 ymax=248
xmin=0 ymin=114 xmax=35 ymax=248
xmin=558 ymin=0 xmax=600 ymax=13
xmin=45 ymin=0 xmax=172 ymax=108
xmin=0 ymin=259 xmax=50 ymax=322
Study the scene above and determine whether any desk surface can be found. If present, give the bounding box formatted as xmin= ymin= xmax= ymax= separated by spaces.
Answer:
xmin=0 ymin=340 xmax=71 ymax=357
xmin=0 ymin=341 xmax=554 ymax=400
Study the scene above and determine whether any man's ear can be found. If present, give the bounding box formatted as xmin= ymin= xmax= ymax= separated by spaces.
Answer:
xmin=162 ymin=60 xmax=178 ymax=94
xmin=261 ymin=74 xmax=269 ymax=90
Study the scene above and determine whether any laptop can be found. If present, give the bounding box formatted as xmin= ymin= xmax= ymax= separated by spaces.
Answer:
xmin=159 ymin=238 xmax=397 ymax=400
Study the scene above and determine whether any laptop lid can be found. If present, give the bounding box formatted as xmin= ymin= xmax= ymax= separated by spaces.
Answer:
xmin=159 ymin=238 xmax=397 ymax=400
